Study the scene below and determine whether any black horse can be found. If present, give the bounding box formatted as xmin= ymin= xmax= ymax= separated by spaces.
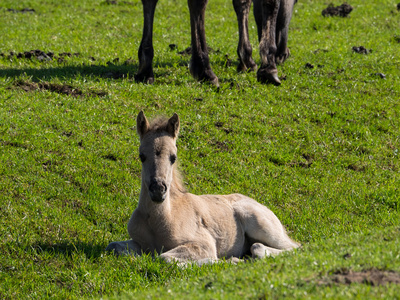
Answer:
xmin=134 ymin=0 xmax=297 ymax=86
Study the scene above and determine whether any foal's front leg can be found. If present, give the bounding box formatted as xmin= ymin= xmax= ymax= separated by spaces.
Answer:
xmin=188 ymin=0 xmax=219 ymax=86
xmin=160 ymin=242 xmax=217 ymax=265
xmin=233 ymin=0 xmax=257 ymax=72
xmin=135 ymin=0 xmax=159 ymax=84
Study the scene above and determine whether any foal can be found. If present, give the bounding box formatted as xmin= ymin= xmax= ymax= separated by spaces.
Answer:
xmin=106 ymin=111 xmax=299 ymax=264
xmin=134 ymin=0 xmax=297 ymax=86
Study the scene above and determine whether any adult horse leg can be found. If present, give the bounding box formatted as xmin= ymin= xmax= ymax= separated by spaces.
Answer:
xmin=188 ymin=0 xmax=219 ymax=86
xmin=233 ymin=0 xmax=257 ymax=72
xmin=275 ymin=0 xmax=296 ymax=64
xmin=135 ymin=0 xmax=158 ymax=84
xmin=253 ymin=0 xmax=281 ymax=85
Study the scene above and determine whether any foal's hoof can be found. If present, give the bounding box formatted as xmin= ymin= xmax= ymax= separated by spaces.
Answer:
xmin=250 ymin=243 xmax=275 ymax=259
xmin=106 ymin=242 xmax=131 ymax=256
xmin=257 ymin=69 xmax=281 ymax=86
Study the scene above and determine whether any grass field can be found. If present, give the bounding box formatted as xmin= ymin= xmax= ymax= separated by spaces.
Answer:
xmin=0 ymin=0 xmax=399 ymax=299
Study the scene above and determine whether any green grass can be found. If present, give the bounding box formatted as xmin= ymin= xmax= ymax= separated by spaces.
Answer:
xmin=1 ymin=0 xmax=399 ymax=298
xmin=117 ymin=227 xmax=400 ymax=299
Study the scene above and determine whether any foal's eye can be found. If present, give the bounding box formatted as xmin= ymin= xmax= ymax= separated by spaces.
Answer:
xmin=169 ymin=154 xmax=177 ymax=164
xmin=139 ymin=153 xmax=146 ymax=163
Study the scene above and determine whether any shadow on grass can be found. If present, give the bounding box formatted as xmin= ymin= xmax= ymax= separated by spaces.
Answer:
xmin=0 ymin=63 xmax=139 ymax=81
xmin=29 ymin=241 xmax=106 ymax=259
xmin=0 ymin=55 xmax=240 ymax=84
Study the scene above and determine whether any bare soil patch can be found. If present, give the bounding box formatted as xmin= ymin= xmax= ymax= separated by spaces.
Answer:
xmin=322 ymin=3 xmax=353 ymax=17
xmin=347 ymin=163 xmax=366 ymax=172
xmin=310 ymin=269 xmax=400 ymax=287
xmin=290 ymin=154 xmax=313 ymax=169
xmin=211 ymin=140 xmax=233 ymax=152
xmin=332 ymin=269 xmax=400 ymax=286
xmin=12 ymin=80 xmax=106 ymax=98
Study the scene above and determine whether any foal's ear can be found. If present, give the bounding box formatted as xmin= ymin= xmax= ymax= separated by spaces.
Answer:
xmin=167 ymin=113 xmax=180 ymax=138
xmin=137 ymin=110 xmax=150 ymax=139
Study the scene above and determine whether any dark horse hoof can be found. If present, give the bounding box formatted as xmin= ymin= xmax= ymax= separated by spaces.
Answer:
xmin=207 ymin=76 xmax=219 ymax=87
xmin=237 ymin=59 xmax=257 ymax=73
xmin=134 ymin=72 xmax=154 ymax=84
xmin=276 ymin=48 xmax=290 ymax=65
xmin=189 ymin=59 xmax=219 ymax=87
xmin=257 ymin=68 xmax=281 ymax=86
xmin=192 ymin=71 xmax=219 ymax=87
xmin=194 ymin=72 xmax=219 ymax=87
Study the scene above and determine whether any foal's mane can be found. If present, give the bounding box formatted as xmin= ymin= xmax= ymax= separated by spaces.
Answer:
xmin=147 ymin=116 xmax=187 ymax=195
xmin=147 ymin=116 xmax=170 ymax=133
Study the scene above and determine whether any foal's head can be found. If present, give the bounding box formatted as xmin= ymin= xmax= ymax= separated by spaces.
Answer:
xmin=136 ymin=111 xmax=180 ymax=203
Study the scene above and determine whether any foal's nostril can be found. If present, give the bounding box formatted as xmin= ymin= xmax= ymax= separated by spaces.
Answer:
xmin=148 ymin=178 xmax=167 ymax=202
xmin=149 ymin=178 xmax=157 ymax=192
xmin=149 ymin=179 xmax=167 ymax=193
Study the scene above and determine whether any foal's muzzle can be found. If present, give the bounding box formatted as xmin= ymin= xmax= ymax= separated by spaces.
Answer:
xmin=149 ymin=179 xmax=167 ymax=203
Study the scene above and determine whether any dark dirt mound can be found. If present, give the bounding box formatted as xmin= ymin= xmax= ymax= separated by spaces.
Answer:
xmin=305 ymin=63 xmax=314 ymax=69
xmin=352 ymin=46 xmax=372 ymax=54
xmin=1 ymin=50 xmax=135 ymax=69
xmin=332 ymin=269 xmax=400 ymax=286
xmin=347 ymin=163 xmax=366 ymax=172
xmin=398 ymin=3 xmax=400 ymax=10
xmin=18 ymin=50 xmax=53 ymax=61
xmin=12 ymin=80 xmax=106 ymax=98
xmin=178 ymin=46 xmax=194 ymax=55
xmin=322 ymin=3 xmax=353 ymax=17
xmin=169 ymin=44 xmax=178 ymax=51
xmin=7 ymin=8 xmax=35 ymax=13
xmin=1 ymin=50 xmax=81 ymax=63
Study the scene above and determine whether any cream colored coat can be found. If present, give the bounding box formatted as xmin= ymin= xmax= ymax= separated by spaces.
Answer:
xmin=106 ymin=112 xmax=299 ymax=264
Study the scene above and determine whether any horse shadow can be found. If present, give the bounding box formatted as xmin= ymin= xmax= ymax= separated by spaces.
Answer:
xmin=28 ymin=241 xmax=107 ymax=259
xmin=0 ymin=54 xmax=240 ymax=84
xmin=0 ymin=63 xmax=138 ymax=82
